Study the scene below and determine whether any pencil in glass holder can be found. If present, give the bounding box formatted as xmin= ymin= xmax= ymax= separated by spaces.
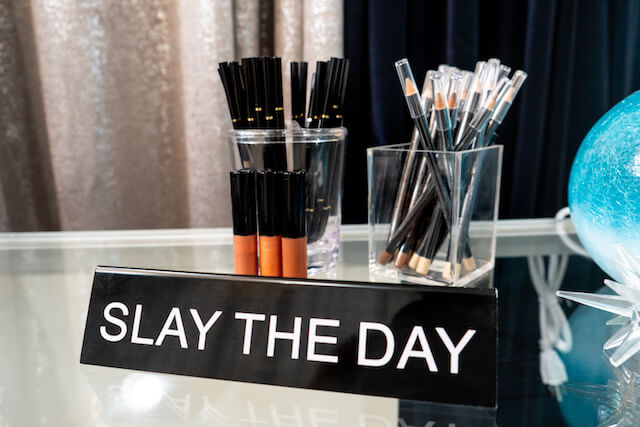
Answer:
xmin=367 ymin=143 xmax=502 ymax=287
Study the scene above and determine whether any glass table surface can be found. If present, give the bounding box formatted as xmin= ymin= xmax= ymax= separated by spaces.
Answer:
xmin=0 ymin=220 xmax=604 ymax=426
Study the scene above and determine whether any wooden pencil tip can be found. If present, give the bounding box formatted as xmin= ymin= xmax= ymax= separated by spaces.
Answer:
xmin=405 ymin=78 xmax=418 ymax=96
xmin=416 ymin=257 xmax=431 ymax=275
xmin=378 ymin=251 xmax=393 ymax=265
xmin=442 ymin=262 xmax=452 ymax=281
xmin=408 ymin=253 xmax=420 ymax=270
xmin=448 ymin=93 xmax=457 ymax=109
xmin=462 ymin=256 xmax=477 ymax=271
xmin=454 ymin=263 xmax=462 ymax=281
xmin=394 ymin=252 xmax=410 ymax=269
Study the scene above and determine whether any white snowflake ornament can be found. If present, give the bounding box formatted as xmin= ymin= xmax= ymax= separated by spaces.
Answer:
xmin=558 ymin=245 xmax=640 ymax=368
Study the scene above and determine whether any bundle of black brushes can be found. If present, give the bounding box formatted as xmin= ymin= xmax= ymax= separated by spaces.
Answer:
xmin=218 ymin=57 xmax=285 ymax=130
xmin=218 ymin=56 xmax=349 ymax=131
xmin=378 ymin=58 xmax=527 ymax=282
xmin=218 ymin=57 xmax=287 ymax=170
xmin=300 ymin=58 xmax=349 ymax=128
xmin=218 ymin=56 xmax=349 ymax=247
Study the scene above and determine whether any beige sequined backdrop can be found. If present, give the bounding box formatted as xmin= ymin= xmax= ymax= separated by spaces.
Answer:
xmin=0 ymin=0 xmax=343 ymax=231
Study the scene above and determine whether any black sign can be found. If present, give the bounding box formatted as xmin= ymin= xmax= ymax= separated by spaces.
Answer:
xmin=81 ymin=267 xmax=497 ymax=407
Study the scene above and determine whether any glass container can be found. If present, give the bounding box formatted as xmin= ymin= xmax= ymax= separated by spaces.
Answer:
xmin=367 ymin=143 xmax=503 ymax=287
xmin=230 ymin=127 xmax=347 ymax=275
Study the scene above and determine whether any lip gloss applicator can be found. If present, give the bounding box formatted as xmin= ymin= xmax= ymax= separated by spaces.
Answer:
xmin=281 ymin=170 xmax=307 ymax=278
xmin=230 ymin=169 xmax=258 ymax=275
xmin=257 ymin=170 xmax=282 ymax=277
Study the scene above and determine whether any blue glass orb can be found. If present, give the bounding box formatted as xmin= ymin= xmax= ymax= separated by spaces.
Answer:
xmin=568 ymin=91 xmax=640 ymax=282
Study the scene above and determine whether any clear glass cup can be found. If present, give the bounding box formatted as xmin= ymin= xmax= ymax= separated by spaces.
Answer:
xmin=367 ymin=143 xmax=503 ymax=287
xmin=230 ymin=127 xmax=347 ymax=275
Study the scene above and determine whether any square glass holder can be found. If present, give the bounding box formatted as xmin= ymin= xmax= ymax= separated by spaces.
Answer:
xmin=367 ymin=143 xmax=503 ymax=287
xmin=230 ymin=127 xmax=347 ymax=276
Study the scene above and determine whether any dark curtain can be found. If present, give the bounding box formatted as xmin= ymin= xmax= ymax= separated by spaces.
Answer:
xmin=342 ymin=0 xmax=640 ymax=224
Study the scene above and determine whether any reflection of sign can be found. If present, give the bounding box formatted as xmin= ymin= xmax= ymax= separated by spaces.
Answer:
xmin=84 ymin=369 xmax=497 ymax=426
xmin=86 ymin=369 xmax=398 ymax=426
xmin=81 ymin=267 xmax=497 ymax=407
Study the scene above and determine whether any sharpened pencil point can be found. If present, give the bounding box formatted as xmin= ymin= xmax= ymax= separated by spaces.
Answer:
xmin=408 ymin=253 xmax=420 ymax=270
xmin=434 ymin=93 xmax=446 ymax=109
xmin=395 ymin=251 xmax=410 ymax=269
xmin=416 ymin=257 xmax=431 ymax=275
xmin=405 ymin=77 xmax=418 ymax=96
xmin=448 ymin=92 xmax=457 ymax=109
xmin=462 ymin=256 xmax=477 ymax=271
xmin=454 ymin=263 xmax=462 ymax=281
xmin=442 ymin=262 xmax=452 ymax=281
xmin=378 ymin=251 xmax=393 ymax=265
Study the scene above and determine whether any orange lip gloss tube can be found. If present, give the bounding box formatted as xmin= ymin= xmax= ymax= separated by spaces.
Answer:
xmin=281 ymin=170 xmax=307 ymax=278
xmin=257 ymin=170 xmax=282 ymax=277
xmin=230 ymin=170 xmax=258 ymax=275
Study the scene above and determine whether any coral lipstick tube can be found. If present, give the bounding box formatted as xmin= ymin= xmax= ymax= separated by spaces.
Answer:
xmin=257 ymin=170 xmax=282 ymax=277
xmin=230 ymin=170 xmax=258 ymax=275
xmin=281 ymin=170 xmax=307 ymax=278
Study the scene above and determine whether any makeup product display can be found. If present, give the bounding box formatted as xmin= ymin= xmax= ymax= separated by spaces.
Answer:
xmin=220 ymin=57 xmax=348 ymax=275
xmin=230 ymin=168 xmax=308 ymax=278
xmin=229 ymin=169 xmax=258 ymax=275
xmin=368 ymin=58 xmax=526 ymax=286
xmin=231 ymin=128 xmax=345 ymax=274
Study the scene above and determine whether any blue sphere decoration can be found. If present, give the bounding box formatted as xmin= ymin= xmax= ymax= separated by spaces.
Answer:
xmin=569 ymin=90 xmax=640 ymax=282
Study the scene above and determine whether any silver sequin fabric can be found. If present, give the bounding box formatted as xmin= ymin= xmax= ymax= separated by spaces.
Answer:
xmin=0 ymin=0 xmax=343 ymax=231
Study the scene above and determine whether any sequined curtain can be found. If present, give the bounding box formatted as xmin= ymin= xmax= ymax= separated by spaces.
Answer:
xmin=0 ymin=0 xmax=343 ymax=231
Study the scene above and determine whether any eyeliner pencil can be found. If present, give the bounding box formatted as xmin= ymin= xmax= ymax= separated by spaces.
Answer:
xmin=380 ymin=59 xmax=455 ymax=264
xmin=388 ymin=72 xmax=432 ymax=239
xmin=219 ymin=61 xmax=252 ymax=166
xmin=431 ymin=72 xmax=454 ymax=151
xmin=307 ymin=58 xmax=349 ymax=243
xmin=395 ymin=154 xmax=430 ymax=265
xmin=290 ymin=61 xmax=307 ymax=127
xmin=410 ymin=202 xmax=447 ymax=274
xmin=443 ymin=78 xmax=510 ymax=278
xmin=447 ymin=72 xmax=463 ymax=129
xmin=483 ymin=71 xmax=527 ymax=146
xmin=455 ymin=62 xmax=485 ymax=146
xmin=451 ymin=71 xmax=528 ymax=275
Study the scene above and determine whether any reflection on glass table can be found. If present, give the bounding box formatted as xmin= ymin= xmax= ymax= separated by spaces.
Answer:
xmin=0 ymin=219 xmax=606 ymax=426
